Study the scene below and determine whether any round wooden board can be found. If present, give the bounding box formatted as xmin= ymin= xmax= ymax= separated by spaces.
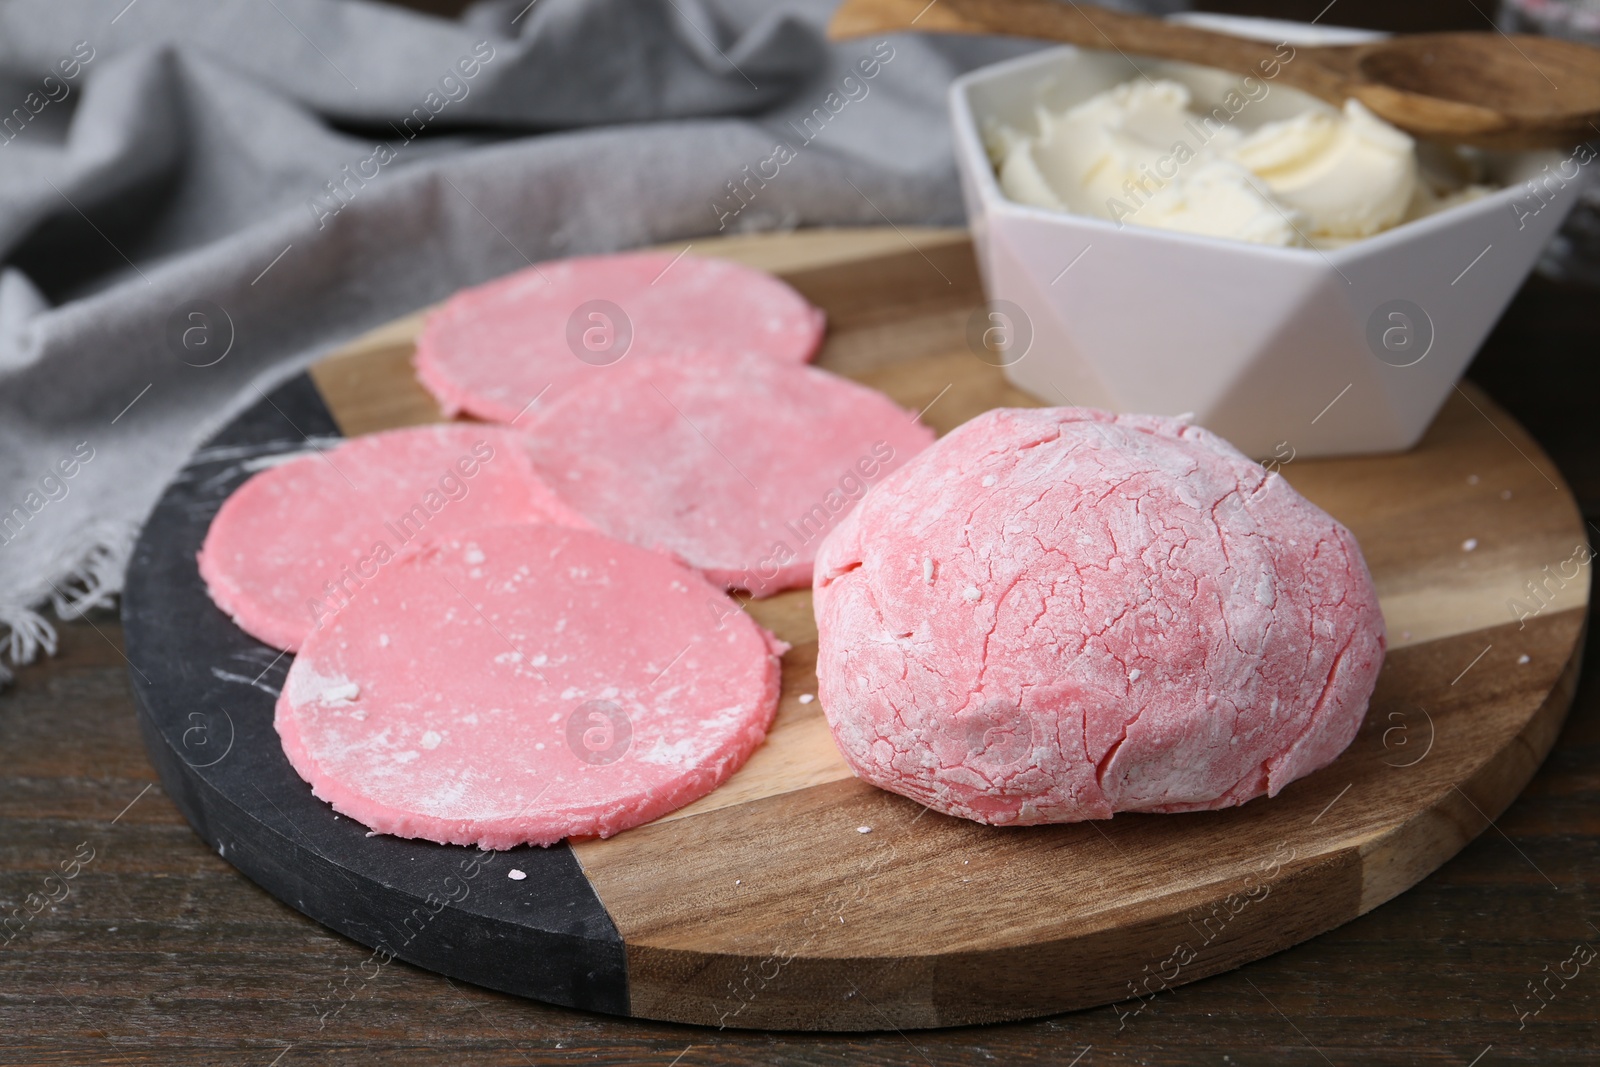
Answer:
xmin=122 ymin=229 xmax=1591 ymax=1032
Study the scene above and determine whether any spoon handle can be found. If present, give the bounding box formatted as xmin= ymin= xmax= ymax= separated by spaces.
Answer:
xmin=829 ymin=0 xmax=1349 ymax=102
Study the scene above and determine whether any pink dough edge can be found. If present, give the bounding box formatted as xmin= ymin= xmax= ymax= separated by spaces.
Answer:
xmin=273 ymin=555 xmax=788 ymax=850
xmin=411 ymin=257 xmax=829 ymax=426
xmin=197 ymin=524 xmax=308 ymax=654
xmin=196 ymin=428 xmax=590 ymax=651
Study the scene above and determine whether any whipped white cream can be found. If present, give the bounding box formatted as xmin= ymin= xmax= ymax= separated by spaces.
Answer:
xmin=989 ymin=79 xmax=1491 ymax=248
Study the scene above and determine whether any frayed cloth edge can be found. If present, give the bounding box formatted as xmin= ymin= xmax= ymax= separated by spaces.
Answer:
xmin=0 ymin=521 xmax=138 ymax=686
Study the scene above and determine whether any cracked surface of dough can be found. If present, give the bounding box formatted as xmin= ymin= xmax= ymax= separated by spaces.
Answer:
xmin=813 ymin=407 xmax=1386 ymax=825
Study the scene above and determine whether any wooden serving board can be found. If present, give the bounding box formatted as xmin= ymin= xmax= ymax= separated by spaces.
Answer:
xmin=123 ymin=228 xmax=1590 ymax=1032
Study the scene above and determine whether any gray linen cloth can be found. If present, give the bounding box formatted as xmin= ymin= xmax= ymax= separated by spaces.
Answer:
xmin=0 ymin=0 xmax=1044 ymax=682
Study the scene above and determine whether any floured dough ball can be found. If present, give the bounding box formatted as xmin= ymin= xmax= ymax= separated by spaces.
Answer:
xmin=812 ymin=408 xmax=1386 ymax=826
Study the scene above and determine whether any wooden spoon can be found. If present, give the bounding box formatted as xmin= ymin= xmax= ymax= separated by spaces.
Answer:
xmin=829 ymin=0 xmax=1600 ymax=149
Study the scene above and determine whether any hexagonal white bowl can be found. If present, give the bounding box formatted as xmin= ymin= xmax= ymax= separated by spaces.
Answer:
xmin=949 ymin=39 xmax=1580 ymax=459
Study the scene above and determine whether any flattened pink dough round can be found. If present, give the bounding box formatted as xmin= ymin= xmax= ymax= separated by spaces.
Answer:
xmin=199 ymin=425 xmax=586 ymax=652
xmin=276 ymin=524 xmax=785 ymax=849
xmin=521 ymin=353 xmax=935 ymax=596
xmin=813 ymin=408 xmax=1386 ymax=826
xmin=414 ymin=251 xmax=826 ymax=423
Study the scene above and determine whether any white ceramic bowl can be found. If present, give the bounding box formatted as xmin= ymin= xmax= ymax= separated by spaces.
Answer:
xmin=949 ymin=30 xmax=1580 ymax=459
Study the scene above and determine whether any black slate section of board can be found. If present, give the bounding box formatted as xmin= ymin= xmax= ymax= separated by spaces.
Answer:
xmin=121 ymin=373 xmax=629 ymax=1018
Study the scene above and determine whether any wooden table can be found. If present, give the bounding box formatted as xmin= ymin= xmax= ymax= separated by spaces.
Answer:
xmin=4 ymin=220 xmax=1597 ymax=1063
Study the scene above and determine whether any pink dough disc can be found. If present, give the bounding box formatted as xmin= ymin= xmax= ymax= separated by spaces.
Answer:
xmin=274 ymin=523 xmax=784 ymax=849
xmin=413 ymin=251 xmax=826 ymax=423
xmin=813 ymin=407 xmax=1386 ymax=826
xmin=199 ymin=424 xmax=586 ymax=652
xmin=520 ymin=353 xmax=935 ymax=596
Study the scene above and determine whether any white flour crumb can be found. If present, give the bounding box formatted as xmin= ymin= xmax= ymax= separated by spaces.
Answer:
xmin=962 ymin=586 xmax=981 ymax=602
xmin=923 ymin=558 xmax=934 ymax=583
xmin=1518 ymin=654 xmax=1531 ymax=664
xmin=1128 ymin=669 xmax=1142 ymax=682
xmin=981 ymin=474 xmax=996 ymax=488
xmin=508 ymin=869 xmax=526 ymax=881
xmin=856 ymin=825 xmax=872 ymax=834
xmin=1462 ymin=538 xmax=1478 ymax=552
xmin=798 ymin=693 xmax=815 ymax=705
